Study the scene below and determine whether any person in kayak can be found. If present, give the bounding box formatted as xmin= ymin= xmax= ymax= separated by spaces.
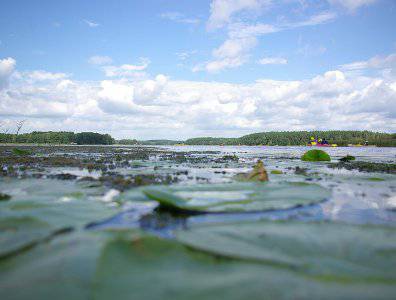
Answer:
xmin=310 ymin=137 xmax=317 ymax=146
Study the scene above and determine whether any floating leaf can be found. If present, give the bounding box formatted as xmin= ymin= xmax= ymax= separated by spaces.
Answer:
xmin=0 ymin=217 xmax=53 ymax=258
xmin=142 ymin=182 xmax=329 ymax=213
xmin=271 ymin=170 xmax=283 ymax=175
xmin=301 ymin=150 xmax=331 ymax=162
xmin=1 ymin=229 xmax=395 ymax=300
xmin=175 ymin=220 xmax=396 ymax=282
xmin=0 ymin=179 xmax=121 ymax=257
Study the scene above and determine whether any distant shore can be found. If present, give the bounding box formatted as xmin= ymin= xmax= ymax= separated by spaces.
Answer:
xmin=1 ymin=130 xmax=395 ymax=147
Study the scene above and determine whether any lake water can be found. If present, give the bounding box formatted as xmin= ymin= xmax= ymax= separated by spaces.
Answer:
xmin=1 ymin=144 xmax=396 ymax=298
xmin=90 ymin=145 xmax=396 ymax=231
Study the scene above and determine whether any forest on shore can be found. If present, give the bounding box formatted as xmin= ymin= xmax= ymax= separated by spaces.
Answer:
xmin=0 ymin=130 xmax=395 ymax=146
xmin=185 ymin=131 xmax=396 ymax=147
xmin=0 ymin=131 xmax=114 ymax=145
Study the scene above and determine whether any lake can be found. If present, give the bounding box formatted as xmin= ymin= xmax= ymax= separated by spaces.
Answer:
xmin=0 ymin=145 xmax=395 ymax=299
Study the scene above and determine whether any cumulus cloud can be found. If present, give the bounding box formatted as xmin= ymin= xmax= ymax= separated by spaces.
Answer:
xmin=258 ymin=57 xmax=287 ymax=65
xmin=1 ymin=55 xmax=395 ymax=138
xmin=88 ymin=55 xmax=113 ymax=65
xmin=198 ymin=36 xmax=257 ymax=73
xmin=0 ymin=57 xmax=16 ymax=90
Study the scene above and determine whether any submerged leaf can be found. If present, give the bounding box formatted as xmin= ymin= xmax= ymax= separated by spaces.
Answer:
xmin=142 ymin=182 xmax=329 ymax=213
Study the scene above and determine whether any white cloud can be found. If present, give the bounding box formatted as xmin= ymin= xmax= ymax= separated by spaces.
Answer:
xmin=1 ymin=56 xmax=395 ymax=138
xmin=160 ymin=12 xmax=200 ymax=24
xmin=328 ymin=0 xmax=378 ymax=12
xmin=83 ymin=19 xmax=99 ymax=27
xmin=199 ymin=8 xmax=337 ymax=72
xmin=88 ymin=55 xmax=113 ymax=65
xmin=0 ymin=57 xmax=16 ymax=89
xmin=176 ymin=50 xmax=198 ymax=61
xmin=197 ymin=36 xmax=257 ymax=73
xmin=340 ymin=53 xmax=396 ymax=71
xmin=207 ymin=0 xmax=271 ymax=30
xmin=258 ymin=57 xmax=287 ymax=65
xmin=288 ymin=11 xmax=337 ymax=27
xmin=102 ymin=58 xmax=150 ymax=77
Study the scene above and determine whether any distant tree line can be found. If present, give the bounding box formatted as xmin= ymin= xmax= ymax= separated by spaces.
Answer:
xmin=116 ymin=139 xmax=138 ymax=145
xmin=0 ymin=131 xmax=114 ymax=145
xmin=1 ymin=130 xmax=395 ymax=146
xmin=137 ymin=140 xmax=183 ymax=145
xmin=185 ymin=131 xmax=396 ymax=147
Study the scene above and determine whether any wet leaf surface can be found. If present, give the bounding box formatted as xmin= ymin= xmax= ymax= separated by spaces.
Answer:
xmin=142 ymin=182 xmax=330 ymax=213
xmin=175 ymin=220 xmax=396 ymax=282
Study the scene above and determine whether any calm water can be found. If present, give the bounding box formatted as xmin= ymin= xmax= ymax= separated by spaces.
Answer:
xmin=96 ymin=145 xmax=396 ymax=232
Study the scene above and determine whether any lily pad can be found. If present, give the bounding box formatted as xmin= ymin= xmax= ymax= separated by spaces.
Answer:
xmin=271 ymin=170 xmax=283 ymax=175
xmin=175 ymin=220 xmax=396 ymax=282
xmin=142 ymin=182 xmax=330 ymax=213
xmin=1 ymin=229 xmax=395 ymax=300
xmin=0 ymin=217 xmax=53 ymax=258
xmin=301 ymin=150 xmax=331 ymax=162
xmin=0 ymin=179 xmax=121 ymax=257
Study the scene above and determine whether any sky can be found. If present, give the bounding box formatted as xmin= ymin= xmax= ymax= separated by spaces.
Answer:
xmin=0 ymin=0 xmax=395 ymax=139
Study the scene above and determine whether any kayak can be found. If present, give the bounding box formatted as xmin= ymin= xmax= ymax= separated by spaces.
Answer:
xmin=307 ymin=144 xmax=337 ymax=147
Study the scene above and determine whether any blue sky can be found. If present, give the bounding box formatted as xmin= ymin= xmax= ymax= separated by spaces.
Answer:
xmin=0 ymin=0 xmax=395 ymax=139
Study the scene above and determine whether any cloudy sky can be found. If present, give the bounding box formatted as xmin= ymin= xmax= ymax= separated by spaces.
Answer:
xmin=0 ymin=0 xmax=395 ymax=139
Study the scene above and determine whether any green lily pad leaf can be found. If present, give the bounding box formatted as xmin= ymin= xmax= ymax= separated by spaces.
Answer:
xmin=175 ymin=220 xmax=396 ymax=282
xmin=0 ymin=217 xmax=53 ymax=258
xmin=1 ymin=230 xmax=395 ymax=300
xmin=367 ymin=177 xmax=385 ymax=181
xmin=142 ymin=182 xmax=330 ymax=213
xmin=301 ymin=150 xmax=331 ymax=162
xmin=0 ymin=179 xmax=121 ymax=257
xmin=271 ymin=170 xmax=283 ymax=175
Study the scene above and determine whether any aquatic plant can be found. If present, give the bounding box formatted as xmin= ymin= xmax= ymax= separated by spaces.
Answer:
xmin=301 ymin=149 xmax=331 ymax=162
xmin=339 ymin=155 xmax=356 ymax=162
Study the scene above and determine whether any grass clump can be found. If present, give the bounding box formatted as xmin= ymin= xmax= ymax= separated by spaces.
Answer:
xmin=301 ymin=150 xmax=331 ymax=162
